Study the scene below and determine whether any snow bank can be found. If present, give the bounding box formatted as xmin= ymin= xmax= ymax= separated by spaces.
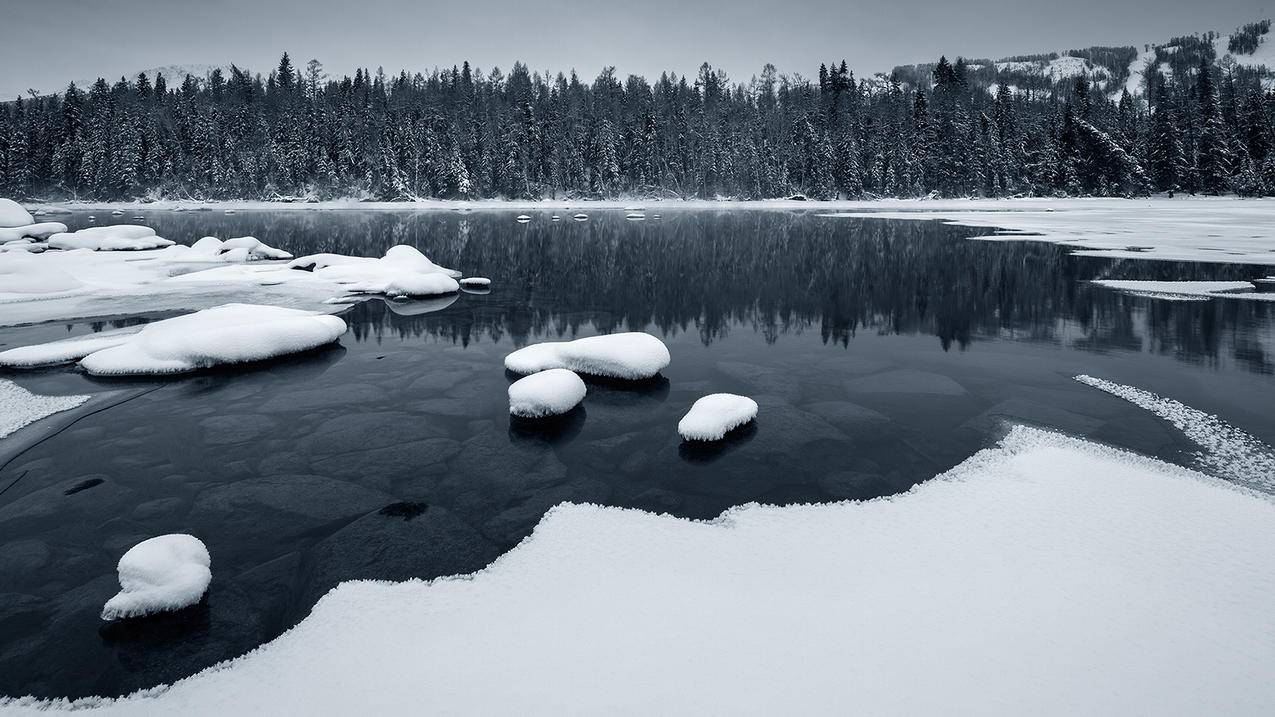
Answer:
xmin=2 ymin=304 xmax=346 ymax=376
xmin=504 ymin=332 xmax=671 ymax=380
xmin=100 ymin=535 xmax=212 ymax=621
xmin=0 ymin=198 xmax=33 ymax=227
xmin=48 ymin=225 xmax=175 ymax=251
xmin=1075 ymin=375 xmax=1275 ymax=492
xmin=820 ymin=197 xmax=1275 ymax=266
xmin=290 ymin=245 xmax=461 ymax=298
xmin=0 ymin=379 xmax=90 ymax=439
xmin=12 ymin=425 xmax=1275 ymax=715
xmin=678 ymin=393 xmax=758 ymax=441
xmin=508 ymin=368 xmax=587 ymax=418
xmin=0 ymin=222 xmax=68 ymax=243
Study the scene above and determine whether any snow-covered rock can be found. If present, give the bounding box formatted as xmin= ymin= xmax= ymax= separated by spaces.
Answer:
xmin=0 ymin=222 xmax=68 ymax=243
xmin=508 ymin=368 xmax=587 ymax=418
xmin=459 ymin=277 xmax=491 ymax=287
xmin=101 ymin=534 xmax=212 ymax=621
xmin=678 ymin=393 xmax=759 ymax=441
xmin=17 ymin=425 xmax=1275 ymax=714
xmin=0 ymin=198 xmax=34 ymax=227
xmin=0 ymin=378 xmax=90 ymax=439
xmin=48 ymin=225 xmax=175 ymax=251
xmin=176 ymin=236 xmax=294 ymax=262
xmin=504 ymin=332 xmax=671 ymax=380
xmin=290 ymin=245 xmax=461 ymax=298
xmin=0 ymin=304 xmax=346 ymax=375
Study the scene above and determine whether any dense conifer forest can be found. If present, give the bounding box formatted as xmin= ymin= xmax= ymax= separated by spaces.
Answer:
xmin=1 ymin=21 xmax=1273 ymax=200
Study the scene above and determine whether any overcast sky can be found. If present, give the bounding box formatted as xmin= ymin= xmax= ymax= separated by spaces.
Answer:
xmin=3 ymin=0 xmax=1271 ymax=97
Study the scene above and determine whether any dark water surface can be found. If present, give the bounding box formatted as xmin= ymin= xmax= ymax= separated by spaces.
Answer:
xmin=1 ymin=209 xmax=1273 ymax=698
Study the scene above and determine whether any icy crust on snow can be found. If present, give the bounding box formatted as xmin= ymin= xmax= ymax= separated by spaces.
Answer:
xmin=0 ymin=198 xmax=34 ymax=227
xmin=101 ymin=535 xmax=212 ymax=622
xmin=288 ymin=245 xmax=461 ymax=297
xmin=504 ymin=332 xmax=671 ymax=380
xmin=1075 ymin=375 xmax=1275 ymax=492
xmin=0 ymin=379 xmax=91 ymax=439
xmin=508 ymin=368 xmax=587 ymax=418
xmin=678 ymin=393 xmax=758 ymax=441
xmin=10 ymin=426 xmax=1275 ymax=715
xmin=1092 ymin=279 xmax=1275 ymax=301
xmin=820 ymin=197 xmax=1275 ymax=266
xmin=0 ymin=304 xmax=347 ymax=375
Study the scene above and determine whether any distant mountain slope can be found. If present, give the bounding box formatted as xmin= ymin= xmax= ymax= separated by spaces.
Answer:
xmin=887 ymin=19 xmax=1274 ymax=98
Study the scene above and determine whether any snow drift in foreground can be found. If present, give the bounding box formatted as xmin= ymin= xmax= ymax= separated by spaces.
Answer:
xmin=1075 ymin=375 xmax=1275 ymax=492
xmin=0 ymin=304 xmax=347 ymax=375
xmin=508 ymin=368 xmax=587 ymax=418
xmin=678 ymin=393 xmax=758 ymax=441
xmin=0 ymin=379 xmax=90 ymax=439
xmin=9 ymin=425 xmax=1273 ymax=715
xmin=504 ymin=332 xmax=671 ymax=380
xmin=820 ymin=197 xmax=1275 ymax=266
xmin=101 ymin=535 xmax=212 ymax=622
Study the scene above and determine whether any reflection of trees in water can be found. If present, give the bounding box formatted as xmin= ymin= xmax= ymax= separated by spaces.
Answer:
xmin=102 ymin=211 xmax=1275 ymax=373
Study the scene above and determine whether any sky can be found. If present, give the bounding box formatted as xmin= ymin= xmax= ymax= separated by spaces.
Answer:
xmin=3 ymin=0 xmax=1272 ymax=97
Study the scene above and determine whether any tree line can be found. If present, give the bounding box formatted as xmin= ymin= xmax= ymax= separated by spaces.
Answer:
xmin=0 ymin=50 xmax=1272 ymax=201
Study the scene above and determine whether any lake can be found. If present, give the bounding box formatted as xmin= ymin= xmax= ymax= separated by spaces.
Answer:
xmin=1 ymin=208 xmax=1273 ymax=699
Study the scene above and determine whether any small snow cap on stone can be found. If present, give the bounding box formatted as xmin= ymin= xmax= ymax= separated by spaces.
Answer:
xmin=101 ymin=534 xmax=211 ymax=621
xmin=572 ymin=213 xmax=589 ymax=220
xmin=678 ymin=393 xmax=758 ymax=441
xmin=508 ymin=368 xmax=587 ymax=418
xmin=459 ymin=277 xmax=491 ymax=287
xmin=0 ymin=199 xmax=35 ymax=228
xmin=504 ymin=332 xmax=670 ymax=380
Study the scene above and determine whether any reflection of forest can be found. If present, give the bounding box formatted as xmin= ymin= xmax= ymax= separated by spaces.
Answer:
xmin=119 ymin=210 xmax=1275 ymax=374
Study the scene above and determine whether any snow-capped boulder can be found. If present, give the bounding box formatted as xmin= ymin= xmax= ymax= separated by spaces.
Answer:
xmin=48 ymin=225 xmax=174 ymax=251
xmin=101 ymin=534 xmax=211 ymax=621
xmin=459 ymin=277 xmax=491 ymax=287
xmin=678 ymin=393 xmax=759 ymax=441
xmin=508 ymin=368 xmax=587 ymax=418
xmin=0 ymin=198 xmax=34 ymax=228
xmin=0 ymin=222 xmax=68 ymax=243
xmin=1 ymin=304 xmax=347 ymax=375
xmin=504 ymin=332 xmax=670 ymax=380
xmin=291 ymin=245 xmax=461 ymax=298
xmin=176 ymin=236 xmax=293 ymax=262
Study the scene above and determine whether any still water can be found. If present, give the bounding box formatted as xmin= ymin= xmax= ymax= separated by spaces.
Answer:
xmin=1 ymin=209 xmax=1272 ymax=698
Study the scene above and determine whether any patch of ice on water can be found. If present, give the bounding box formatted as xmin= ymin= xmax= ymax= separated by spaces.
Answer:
xmin=0 ymin=379 xmax=90 ymax=438
xmin=12 ymin=425 xmax=1275 ymax=714
xmin=0 ymin=198 xmax=34 ymax=227
xmin=508 ymin=368 xmax=587 ymax=418
xmin=678 ymin=393 xmax=758 ymax=441
xmin=2 ymin=304 xmax=346 ymax=376
xmin=1075 ymin=375 xmax=1275 ymax=491
xmin=101 ymin=535 xmax=211 ymax=621
xmin=504 ymin=332 xmax=670 ymax=380
xmin=1092 ymin=279 xmax=1271 ymax=301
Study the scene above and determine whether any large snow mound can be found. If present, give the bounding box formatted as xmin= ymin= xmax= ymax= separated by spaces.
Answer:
xmin=48 ymin=225 xmax=175 ymax=251
xmin=100 ymin=535 xmax=212 ymax=621
xmin=508 ymin=368 xmax=587 ymax=418
xmin=678 ymin=393 xmax=758 ymax=441
xmin=504 ymin=332 xmax=671 ymax=380
xmin=0 ymin=222 xmax=68 ymax=244
xmin=290 ymin=245 xmax=460 ymax=297
xmin=172 ymin=236 xmax=293 ymax=262
xmin=1 ymin=304 xmax=346 ymax=375
xmin=0 ymin=379 xmax=90 ymax=439
xmin=11 ymin=425 xmax=1275 ymax=714
xmin=0 ymin=198 xmax=34 ymax=227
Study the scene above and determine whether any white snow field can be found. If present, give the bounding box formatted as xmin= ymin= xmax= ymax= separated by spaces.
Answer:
xmin=6 ymin=426 xmax=1274 ymax=715
xmin=507 ymin=368 xmax=587 ymax=418
xmin=0 ymin=304 xmax=347 ymax=375
xmin=100 ymin=535 xmax=212 ymax=622
xmin=678 ymin=393 xmax=759 ymax=441
xmin=0 ymin=379 xmax=90 ymax=439
xmin=504 ymin=332 xmax=671 ymax=380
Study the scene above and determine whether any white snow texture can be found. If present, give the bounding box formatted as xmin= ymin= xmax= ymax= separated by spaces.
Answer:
xmin=504 ymin=332 xmax=670 ymax=380
xmin=0 ymin=379 xmax=90 ymax=439
xmin=508 ymin=368 xmax=587 ymax=418
xmin=101 ymin=535 xmax=212 ymax=621
xmin=678 ymin=393 xmax=758 ymax=441
xmin=0 ymin=198 xmax=34 ymax=227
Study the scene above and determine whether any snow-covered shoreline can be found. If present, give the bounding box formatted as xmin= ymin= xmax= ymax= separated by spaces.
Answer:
xmin=5 ymin=424 xmax=1273 ymax=715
